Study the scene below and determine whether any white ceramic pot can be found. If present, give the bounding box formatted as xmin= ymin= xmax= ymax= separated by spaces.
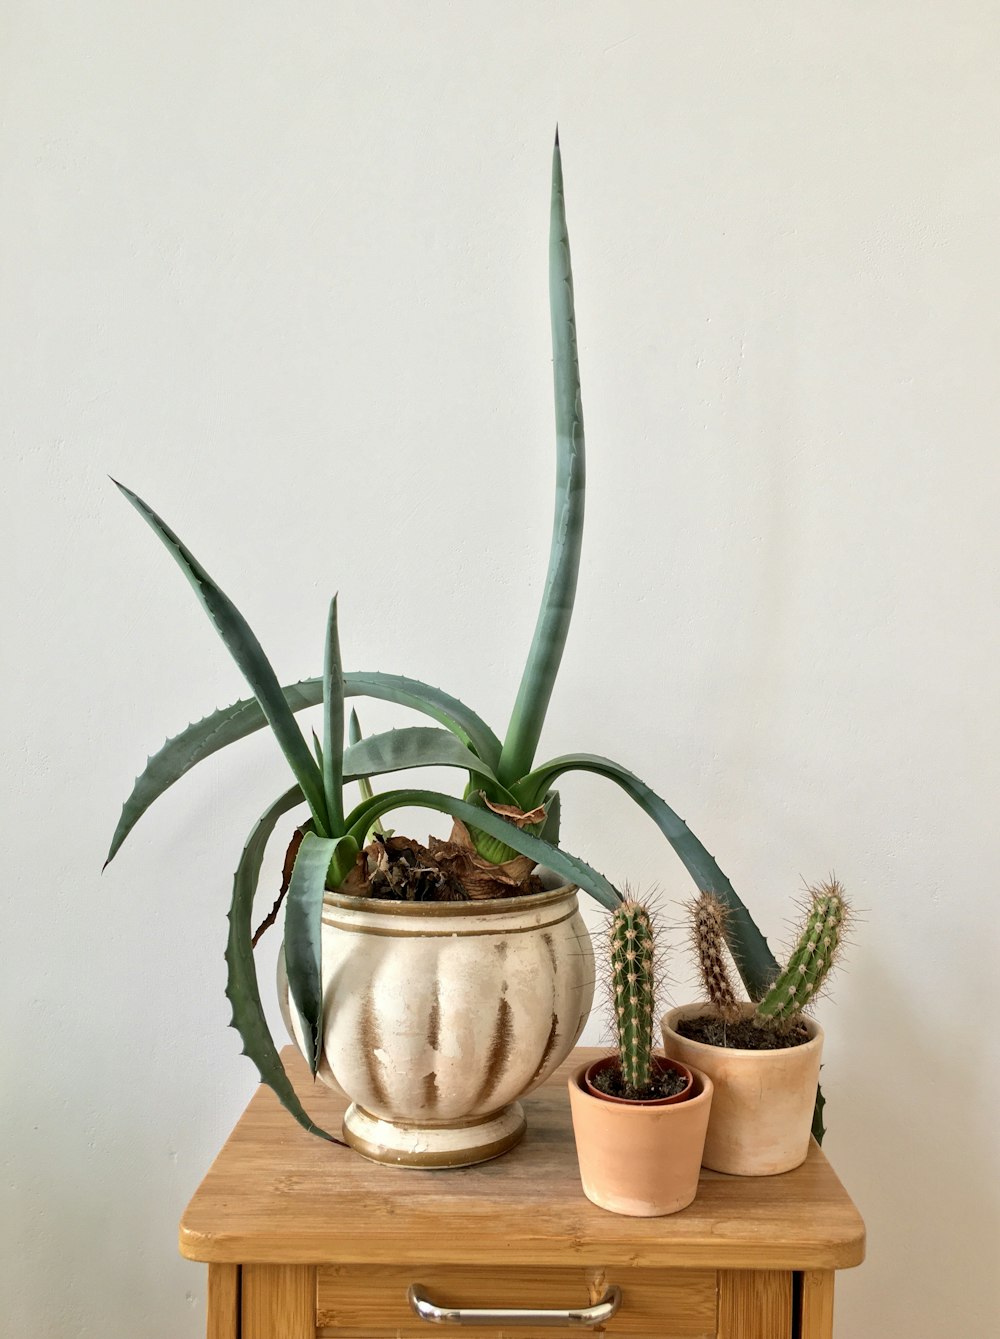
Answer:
xmin=661 ymin=1003 xmax=824 ymax=1176
xmin=279 ymin=874 xmax=594 ymax=1168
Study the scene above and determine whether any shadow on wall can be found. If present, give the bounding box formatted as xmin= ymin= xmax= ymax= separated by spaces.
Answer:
xmin=832 ymin=947 xmax=1000 ymax=1338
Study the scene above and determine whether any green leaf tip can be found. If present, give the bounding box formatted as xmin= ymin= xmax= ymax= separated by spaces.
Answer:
xmin=111 ymin=480 xmax=329 ymax=831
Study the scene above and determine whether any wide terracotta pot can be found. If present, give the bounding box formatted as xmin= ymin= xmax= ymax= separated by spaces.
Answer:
xmin=661 ymin=1003 xmax=824 ymax=1176
xmin=567 ymin=1057 xmax=713 ymax=1217
xmin=279 ymin=874 xmax=594 ymax=1168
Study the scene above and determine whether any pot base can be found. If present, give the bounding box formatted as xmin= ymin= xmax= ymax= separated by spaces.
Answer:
xmin=342 ymin=1101 xmax=527 ymax=1168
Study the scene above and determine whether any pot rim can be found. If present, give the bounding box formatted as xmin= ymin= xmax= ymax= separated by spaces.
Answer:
xmin=323 ymin=879 xmax=577 ymax=917
xmin=662 ymin=1002 xmax=824 ymax=1057
xmin=582 ymin=1053 xmax=695 ymax=1106
xmin=570 ymin=1057 xmax=714 ymax=1113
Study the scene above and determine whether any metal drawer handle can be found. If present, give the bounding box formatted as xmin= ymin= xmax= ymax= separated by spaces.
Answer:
xmin=407 ymin=1283 xmax=622 ymax=1328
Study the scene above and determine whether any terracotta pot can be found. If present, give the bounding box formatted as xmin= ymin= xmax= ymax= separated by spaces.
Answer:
xmin=567 ymin=1056 xmax=713 ymax=1216
xmin=582 ymin=1054 xmax=694 ymax=1106
xmin=278 ymin=871 xmax=594 ymax=1168
xmin=661 ymin=1003 xmax=824 ymax=1176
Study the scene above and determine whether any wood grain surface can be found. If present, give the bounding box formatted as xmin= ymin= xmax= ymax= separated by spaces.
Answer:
xmin=316 ymin=1264 xmax=716 ymax=1336
xmin=718 ymin=1271 xmax=792 ymax=1339
xmin=180 ymin=1047 xmax=865 ymax=1272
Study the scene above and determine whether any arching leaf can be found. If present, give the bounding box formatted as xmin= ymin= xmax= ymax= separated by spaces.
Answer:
xmin=516 ymin=753 xmax=779 ymax=997
xmin=225 ymin=786 xmax=343 ymax=1144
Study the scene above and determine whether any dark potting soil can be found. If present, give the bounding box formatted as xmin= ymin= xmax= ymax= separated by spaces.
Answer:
xmin=676 ymin=1015 xmax=811 ymax=1050
xmin=591 ymin=1062 xmax=689 ymax=1103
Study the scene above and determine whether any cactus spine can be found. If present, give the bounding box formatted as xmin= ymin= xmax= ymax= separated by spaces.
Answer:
xmin=609 ymin=899 xmax=657 ymax=1095
xmin=691 ymin=881 xmax=848 ymax=1030
xmin=691 ymin=892 xmax=741 ymax=1022
xmin=756 ymin=883 xmax=846 ymax=1024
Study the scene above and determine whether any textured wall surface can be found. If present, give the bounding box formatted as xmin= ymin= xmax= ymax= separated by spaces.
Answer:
xmin=4 ymin=3 xmax=999 ymax=1336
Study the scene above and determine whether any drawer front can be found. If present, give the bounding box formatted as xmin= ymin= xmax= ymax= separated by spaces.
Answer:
xmin=315 ymin=1264 xmax=717 ymax=1338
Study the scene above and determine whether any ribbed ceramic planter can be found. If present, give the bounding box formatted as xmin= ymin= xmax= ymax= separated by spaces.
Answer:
xmin=661 ymin=1003 xmax=824 ymax=1176
xmin=279 ymin=875 xmax=594 ymax=1168
xmin=568 ymin=1057 xmax=713 ymax=1216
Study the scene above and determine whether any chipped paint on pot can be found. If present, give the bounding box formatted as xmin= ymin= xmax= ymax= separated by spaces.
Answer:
xmin=279 ymin=872 xmax=594 ymax=1167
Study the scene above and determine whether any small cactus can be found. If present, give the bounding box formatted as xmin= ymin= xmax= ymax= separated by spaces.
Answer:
xmin=756 ymin=883 xmax=847 ymax=1024
xmin=609 ymin=898 xmax=657 ymax=1094
xmin=691 ymin=881 xmax=848 ymax=1031
xmin=691 ymin=891 xmax=741 ymax=1023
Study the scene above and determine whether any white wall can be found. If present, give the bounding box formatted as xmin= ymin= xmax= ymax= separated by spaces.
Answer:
xmin=4 ymin=3 xmax=999 ymax=1335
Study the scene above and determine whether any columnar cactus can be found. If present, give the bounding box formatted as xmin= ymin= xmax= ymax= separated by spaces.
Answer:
xmin=609 ymin=899 xmax=657 ymax=1094
xmin=756 ymin=885 xmax=846 ymax=1023
xmin=691 ymin=881 xmax=848 ymax=1030
xmin=691 ymin=890 xmax=741 ymax=1023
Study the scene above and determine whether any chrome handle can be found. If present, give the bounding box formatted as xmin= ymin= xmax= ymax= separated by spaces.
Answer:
xmin=407 ymin=1283 xmax=622 ymax=1328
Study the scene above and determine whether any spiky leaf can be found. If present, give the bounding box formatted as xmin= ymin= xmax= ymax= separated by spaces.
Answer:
xmin=342 ymin=726 xmax=511 ymax=796
xmin=284 ymin=831 xmax=352 ymax=1074
xmin=225 ymin=786 xmax=341 ymax=1143
xmin=515 ymin=753 xmax=779 ymax=997
xmin=105 ymin=673 xmax=502 ymax=865
xmin=113 ymin=482 xmax=329 ymax=832
xmin=345 ymin=787 xmax=622 ymax=910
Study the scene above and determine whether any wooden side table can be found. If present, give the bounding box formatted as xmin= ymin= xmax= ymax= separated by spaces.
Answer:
xmin=180 ymin=1047 xmax=864 ymax=1339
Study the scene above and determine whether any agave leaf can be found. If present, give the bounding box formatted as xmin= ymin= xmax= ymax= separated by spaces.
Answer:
xmin=225 ymin=786 xmax=342 ymax=1143
xmin=284 ymin=831 xmax=349 ymax=1075
xmin=811 ymin=1083 xmax=827 ymax=1145
xmin=105 ymin=673 xmax=502 ymax=866
xmin=113 ymin=482 xmax=329 ymax=833
xmin=342 ymin=726 xmax=513 ymax=800
xmin=515 ymin=754 xmax=779 ymax=998
xmin=539 ymin=789 xmax=561 ymax=843
xmin=345 ymin=787 xmax=622 ymax=911
xmin=347 ymin=673 xmax=502 ymax=765
xmin=322 ymin=598 xmax=346 ymax=832
xmin=347 ymin=708 xmax=377 ymax=804
xmin=347 ymin=709 xmax=388 ymax=840
xmin=497 ymin=133 xmax=586 ymax=785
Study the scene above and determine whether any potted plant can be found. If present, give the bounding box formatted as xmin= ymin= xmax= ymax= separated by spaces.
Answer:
xmin=568 ymin=900 xmax=713 ymax=1216
xmin=661 ymin=883 xmax=848 ymax=1176
xmin=104 ymin=135 xmax=798 ymax=1164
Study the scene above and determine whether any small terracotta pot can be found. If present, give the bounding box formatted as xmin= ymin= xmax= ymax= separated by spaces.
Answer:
xmin=582 ymin=1054 xmax=694 ymax=1106
xmin=568 ymin=1056 xmax=713 ymax=1216
xmin=661 ymin=1003 xmax=824 ymax=1176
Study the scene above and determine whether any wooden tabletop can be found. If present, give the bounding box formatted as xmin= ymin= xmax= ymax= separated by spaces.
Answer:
xmin=180 ymin=1047 xmax=864 ymax=1272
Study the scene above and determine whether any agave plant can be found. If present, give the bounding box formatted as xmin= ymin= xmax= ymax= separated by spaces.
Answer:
xmin=106 ymin=133 xmax=793 ymax=1131
xmin=110 ymin=483 xmax=623 ymax=1142
xmin=106 ymin=135 xmax=781 ymax=998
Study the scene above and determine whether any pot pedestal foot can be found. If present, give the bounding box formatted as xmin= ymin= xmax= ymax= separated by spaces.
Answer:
xmin=342 ymin=1102 xmax=527 ymax=1168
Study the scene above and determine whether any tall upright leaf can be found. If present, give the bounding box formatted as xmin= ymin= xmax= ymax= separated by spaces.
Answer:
xmin=498 ymin=132 xmax=586 ymax=785
xmin=113 ymin=482 xmax=329 ymax=833
xmin=322 ymin=598 xmax=346 ymax=833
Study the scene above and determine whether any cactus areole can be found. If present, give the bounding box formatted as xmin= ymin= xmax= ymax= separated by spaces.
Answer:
xmin=584 ymin=900 xmax=693 ymax=1104
xmin=680 ymin=882 xmax=849 ymax=1052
